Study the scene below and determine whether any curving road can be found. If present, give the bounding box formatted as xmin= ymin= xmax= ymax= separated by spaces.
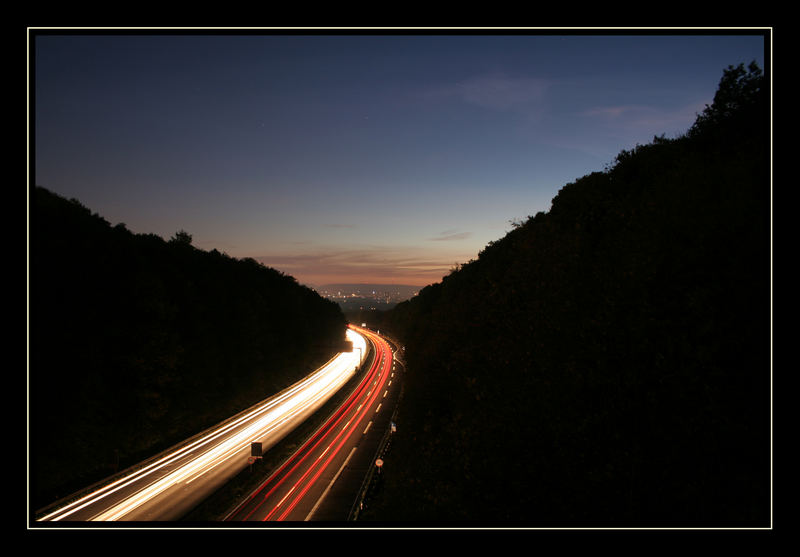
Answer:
xmin=37 ymin=328 xmax=369 ymax=522
xmin=225 ymin=325 xmax=397 ymax=522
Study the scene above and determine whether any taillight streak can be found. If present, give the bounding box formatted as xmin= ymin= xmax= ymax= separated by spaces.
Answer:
xmin=229 ymin=328 xmax=384 ymax=521
xmin=269 ymin=333 xmax=392 ymax=521
xmin=279 ymin=353 xmax=390 ymax=519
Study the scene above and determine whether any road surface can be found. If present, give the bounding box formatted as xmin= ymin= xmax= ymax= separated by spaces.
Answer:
xmin=225 ymin=325 xmax=397 ymax=522
xmin=37 ymin=327 xmax=368 ymax=522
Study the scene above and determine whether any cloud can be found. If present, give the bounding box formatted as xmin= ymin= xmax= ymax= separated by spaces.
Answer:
xmin=581 ymin=101 xmax=706 ymax=137
xmin=583 ymin=105 xmax=638 ymax=118
xmin=252 ymin=244 xmax=475 ymax=287
xmin=425 ymin=73 xmax=552 ymax=116
xmin=428 ymin=229 xmax=471 ymax=242
xmin=457 ymin=75 xmax=550 ymax=111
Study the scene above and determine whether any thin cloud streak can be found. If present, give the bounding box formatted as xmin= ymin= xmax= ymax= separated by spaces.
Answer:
xmin=580 ymin=100 xmax=708 ymax=138
xmin=254 ymin=245 xmax=473 ymax=287
xmin=456 ymin=74 xmax=551 ymax=111
xmin=428 ymin=230 xmax=471 ymax=242
xmin=423 ymin=73 xmax=552 ymax=118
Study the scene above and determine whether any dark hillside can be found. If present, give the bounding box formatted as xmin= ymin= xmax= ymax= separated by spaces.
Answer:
xmin=366 ymin=63 xmax=770 ymax=526
xmin=30 ymin=188 xmax=348 ymax=509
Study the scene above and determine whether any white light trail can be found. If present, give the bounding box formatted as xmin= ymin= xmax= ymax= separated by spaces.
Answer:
xmin=40 ymin=329 xmax=367 ymax=522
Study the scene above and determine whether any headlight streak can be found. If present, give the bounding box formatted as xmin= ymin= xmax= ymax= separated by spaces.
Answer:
xmin=39 ymin=329 xmax=367 ymax=522
xmin=183 ymin=351 xmax=362 ymax=485
xmin=226 ymin=326 xmax=390 ymax=522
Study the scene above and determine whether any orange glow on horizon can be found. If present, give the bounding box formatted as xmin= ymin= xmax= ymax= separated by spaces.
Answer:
xmin=299 ymin=272 xmax=437 ymax=289
xmin=246 ymin=244 xmax=476 ymax=289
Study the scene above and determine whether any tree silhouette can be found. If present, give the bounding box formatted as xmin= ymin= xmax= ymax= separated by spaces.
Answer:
xmin=169 ymin=229 xmax=193 ymax=245
xmin=31 ymin=189 xmax=348 ymax=510
xmin=689 ymin=61 xmax=764 ymax=139
xmin=364 ymin=62 xmax=770 ymax=526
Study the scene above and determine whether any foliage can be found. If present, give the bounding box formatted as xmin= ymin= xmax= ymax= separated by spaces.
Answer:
xmin=169 ymin=229 xmax=193 ymax=245
xmin=689 ymin=61 xmax=765 ymax=140
xmin=30 ymin=191 xmax=348 ymax=508
xmin=363 ymin=63 xmax=770 ymax=526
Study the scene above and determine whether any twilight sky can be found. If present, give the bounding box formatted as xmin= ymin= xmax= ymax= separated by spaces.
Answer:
xmin=32 ymin=30 xmax=766 ymax=287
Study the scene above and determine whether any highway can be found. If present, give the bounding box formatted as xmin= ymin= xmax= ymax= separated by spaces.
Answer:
xmin=225 ymin=325 xmax=397 ymax=522
xmin=37 ymin=327 xmax=368 ymax=522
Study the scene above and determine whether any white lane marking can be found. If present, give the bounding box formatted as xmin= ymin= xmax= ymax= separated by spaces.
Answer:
xmin=305 ymin=446 xmax=357 ymax=521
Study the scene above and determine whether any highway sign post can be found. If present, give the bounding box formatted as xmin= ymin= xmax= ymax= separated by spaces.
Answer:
xmin=249 ymin=442 xmax=263 ymax=471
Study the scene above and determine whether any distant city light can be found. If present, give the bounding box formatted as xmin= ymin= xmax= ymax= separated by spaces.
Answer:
xmin=314 ymin=283 xmax=420 ymax=311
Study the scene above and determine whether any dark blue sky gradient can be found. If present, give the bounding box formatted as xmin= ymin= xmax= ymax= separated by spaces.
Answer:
xmin=33 ymin=31 xmax=766 ymax=286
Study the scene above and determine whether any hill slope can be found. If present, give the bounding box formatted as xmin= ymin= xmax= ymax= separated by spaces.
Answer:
xmin=30 ymin=188 xmax=348 ymax=509
xmin=365 ymin=63 xmax=770 ymax=526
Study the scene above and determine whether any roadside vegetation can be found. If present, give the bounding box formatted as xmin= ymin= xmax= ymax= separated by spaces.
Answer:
xmin=363 ymin=63 xmax=770 ymax=526
xmin=30 ymin=188 xmax=348 ymax=510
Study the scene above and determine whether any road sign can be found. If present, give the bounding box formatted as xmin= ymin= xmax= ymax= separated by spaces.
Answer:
xmin=375 ymin=458 xmax=383 ymax=468
xmin=251 ymin=442 xmax=263 ymax=458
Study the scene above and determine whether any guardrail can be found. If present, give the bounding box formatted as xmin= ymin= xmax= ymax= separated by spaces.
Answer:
xmin=347 ymin=344 xmax=404 ymax=521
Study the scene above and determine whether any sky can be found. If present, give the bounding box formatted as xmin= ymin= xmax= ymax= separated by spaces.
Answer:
xmin=31 ymin=30 xmax=767 ymax=288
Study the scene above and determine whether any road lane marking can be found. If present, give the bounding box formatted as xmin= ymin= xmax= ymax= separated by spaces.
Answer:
xmin=305 ymin=446 xmax=357 ymax=521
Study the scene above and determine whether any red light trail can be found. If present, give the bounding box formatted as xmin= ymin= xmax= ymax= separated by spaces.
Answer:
xmin=225 ymin=325 xmax=394 ymax=522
